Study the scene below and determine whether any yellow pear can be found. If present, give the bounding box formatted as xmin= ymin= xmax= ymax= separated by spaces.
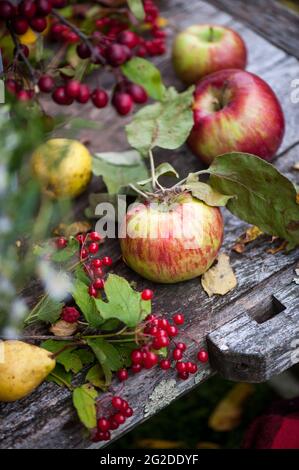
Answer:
xmin=0 ymin=340 xmax=56 ymax=402
xmin=31 ymin=138 xmax=92 ymax=199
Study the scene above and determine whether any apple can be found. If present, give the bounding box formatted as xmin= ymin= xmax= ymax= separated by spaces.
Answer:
xmin=172 ymin=24 xmax=247 ymax=85
xmin=120 ymin=192 xmax=224 ymax=284
xmin=187 ymin=69 xmax=285 ymax=165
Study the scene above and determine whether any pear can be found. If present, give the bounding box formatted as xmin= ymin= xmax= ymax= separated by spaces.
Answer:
xmin=0 ymin=340 xmax=56 ymax=402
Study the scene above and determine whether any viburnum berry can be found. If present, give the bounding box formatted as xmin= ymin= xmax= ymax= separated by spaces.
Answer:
xmin=136 ymin=45 xmax=147 ymax=57
xmin=117 ymin=369 xmax=128 ymax=382
xmin=188 ymin=362 xmax=198 ymax=374
xmin=176 ymin=361 xmax=187 ymax=373
xmin=117 ymin=30 xmax=139 ymax=49
xmin=141 ymin=289 xmax=153 ymax=301
xmin=30 ymin=16 xmax=48 ymax=33
xmin=55 ymin=237 xmax=67 ymax=249
xmin=131 ymin=349 xmax=143 ymax=364
xmin=19 ymin=0 xmax=37 ymax=18
xmin=61 ymin=306 xmax=80 ymax=323
xmin=143 ymin=351 xmax=158 ymax=369
xmin=97 ymin=417 xmax=110 ymax=432
xmin=5 ymin=79 xmax=19 ymax=95
xmin=0 ymin=1 xmax=15 ymax=20
xmin=81 ymin=247 xmax=89 ymax=259
xmin=111 ymin=396 xmax=123 ymax=410
xmin=16 ymin=89 xmax=31 ymax=102
xmin=176 ymin=342 xmax=187 ymax=352
xmin=197 ymin=349 xmax=209 ymax=363
xmin=76 ymin=233 xmax=86 ymax=244
xmin=106 ymin=43 xmax=128 ymax=67
xmin=38 ymin=75 xmax=55 ymax=93
xmin=113 ymin=413 xmax=126 ymax=425
xmin=124 ymin=407 xmax=133 ymax=418
xmin=146 ymin=314 xmax=156 ymax=322
xmin=65 ymin=31 xmax=79 ymax=44
xmin=65 ymin=80 xmax=81 ymax=99
xmin=132 ymin=363 xmax=142 ymax=374
xmin=92 ymin=258 xmax=102 ymax=268
xmin=127 ymin=83 xmax=148 ymax=104
xmin=76 ymin=43 xmax=91 ymax=59
xmin=52 ymin=86 xmax=73 ymax=105
xmin=88 ymin=285 xmax=98 ymax=297
xmin=92 ymin=89 xmax=109 ymax=109
xmin=120 ymin=400 xmax=128 ymax=411
xmin=36 ymin=0 xmax=52 ymax=17
xmin=173 ymin=348 xmax=183 ymax=361
xmin=90 ymin=231 xmax=102 ymax=242
xmin=158 ymin=318 xmax=169 ymax=329
xmin=76 ymin=84 xmax=90 ymax=104
xmin=160 ymin=359 xmax=171 ymax=370
xmin=102 ymin=256 xmax=112 ymax=266
xmin=156 ymin=328 xmax=168 ymax=337
xmin=88 ymin=242 xmax=99 ymax=254
xmin=179 ymin=371 xmax=189 ymax=380
xmin=93 ymin=267 xmax=103 ymax=278
xmin=93 ymin=278 xmax=104 ymax=290
xmin=167 ymin=325 xmax=178 ymax=337
xmin=112 ymin=92 xmax=133 ymax=116
xmin=173 ymin=313 xmax=184 ymax=325
xmin=11 ymin=17 xmax=29 ymax=35
xmin=152 ymin=335 xmax=169 ymax=350
xmin=109 ymin=419 xmax=119 ymax=430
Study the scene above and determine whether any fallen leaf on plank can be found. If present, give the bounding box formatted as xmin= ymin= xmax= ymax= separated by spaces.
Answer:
xmin=267 ymin=240 xmax=288 ymax=254
xmin=50 ymin=319 xmax=77 ymax=337
xmin=201 ymin=253 xmax=237 ymax=297
xmin=232 ymin=225 xmax=263 ymax=253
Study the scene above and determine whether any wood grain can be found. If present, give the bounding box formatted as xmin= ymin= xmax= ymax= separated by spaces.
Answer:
xmin=1 ymin=0 xmax=299 ymax=449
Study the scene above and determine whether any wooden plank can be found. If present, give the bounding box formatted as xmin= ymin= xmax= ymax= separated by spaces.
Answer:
xmin=208 ymin=0 xmax=299 ymax=59
xmin=1 ymin=0 xmax=299 ymax=449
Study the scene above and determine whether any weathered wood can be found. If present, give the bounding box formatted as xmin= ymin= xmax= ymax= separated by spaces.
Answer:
xmin=209 ymin=0 xmax=299 ymax=59
xmin=1 ymin=0 xmax=299 ymax=449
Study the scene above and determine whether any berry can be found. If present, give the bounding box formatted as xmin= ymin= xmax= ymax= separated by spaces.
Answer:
xmin=76 ymin=43 xmax=91 ymax=59
xmin=160 ymin=359 xmax=171 ymax=370
xmin=176 ymin=342 xmax=187 ymax=352
xmin=106 ymin=43 xmax=128 ymax=66
xmin=131 ymin=349 xmax=143 ymax=364
xmin=112 ymin=92 xmax=133 ymax=115
xmin=132 ymin=363 xmax=142 ymax=374
xmin=102 ymin=431 xmax=111 ymax=441
xmin=136 ymin=45 xmax=147 ymax=57
xmin=52 ymin=0 xmax=67 ymax=7
xmin=61 ymin=306 xmax=80 ymax=323
xmin=30 ymin=16 xmax=47 ymax=33
xmin=55 ymin=237 xmax=67 ymax=249
xmin=143 ymin=351 xmax=158 ymax=369
xmin=127 ymin=83 xmax=148 ymax=104
xmin=117 ymin=368 xmax=128 ymax=382
xmin=167 ymin=325 xmax=178 ymax=337
xmin=19 ymin=0 xmax=37 ymax=18
xmin=179 ymin=371 xmax=189 ymax=380
xmin=36 ymin=0 xmax=52 ymax=16
xmin=38 ymin=75 xmax=55 ymax=93
xmin=124 ymin=407 xmax=133 ymax=418
xmin=173 ymin=348 xmax=183 ymax=361
xmin=146 ymin=314 xmax=157 ymax=322
xmin=118 ymin=30 xmax=139 ymax=49
xmin=109 ymin=419 xmax=119 ymax=430
xmin=93 ymin=266 xmax=103 ymax=278
xmin=16 ymin=89 xmax=31 ymax=102
xmin=176 ymin=361 xmax=186 ymax=373
xmin=65 ymin=80 xmax=81 ymax=99
xmin=0 ymin=1 xmax=14 ymax=20
xmin=76 ymin=233 xmax=85 ymax=244
xmin=141 ymin=289 xmax=153 ymax=301
xmin=120 ymin=400 xmax=128 ymax=411
xmin=173 ymin=313 xmax=184 ymax=325
xmin=188 ymin=362 xmax=198 ymax=374
xmin=156 ymin=328 xmax=168 ymax=337
xmin=65 ymin=31 xmax=79 ymax=44
xmin=93 ymin=278 xmax=104 ymax=290
xmin=12 ymin=17 xmax=29 ymax=35
xmin=153 ymin=335 xmax=170 ymax=349
xmin=88 ymin=285 xmax=97 ymax=297
xmin=76 ymin=84 xmax=90 ymax=104
xmin=5 ymin=79 xmax=18 ymax=94
xmin=52 ymin=86 xmax=73 ymax=105
xmin=90 ymin=231 xmax=101 ymax=242
xmin=102 ymin=256 xmax=112 ymax=266
xmin=114 ymin=413 xmax=126 ymax=425
xmin=158 ymin=318 xmax=169 ymax=329
xmin=92 ymin=258 xmax=102 ymax=268
xmin=111 ymin=396 xmax=123 ymax=410
xmin=97 ymin=417 xmax=110 ymax=432
xmin=197 ymin=349 xmax=209 ymax=363
xmin=88 ymin=242 xmax=99 ymax=254
xmin=81 ymin=247 xmax=88 ymax=259
xmin=92 ymin=89 xmax=109 ymax=108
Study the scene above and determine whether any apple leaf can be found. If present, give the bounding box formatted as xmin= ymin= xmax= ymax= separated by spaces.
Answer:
xmin=208 ymin=153 xmax=299 ymax=249
xmin=72 ymin=279 xmax=103 ymax=328
xmin=184 ymin=173 xmax=234 ymax=207
xmin=92 ymin=150 xmax=149 ymax=194
xmin=72 ymin=384 xmax=98 ymax=429
xmin=137 ymin=162 xmax=179 ymax=186
xmin=122 ymin=57 xmax=166 ymax=101
xmin=127 ymin=0 xmax=145 ymax=21
xmin=94 ymin=274 xmax=151 ymax=327
xmin=126 ymin=86 xmax=195 ymax=156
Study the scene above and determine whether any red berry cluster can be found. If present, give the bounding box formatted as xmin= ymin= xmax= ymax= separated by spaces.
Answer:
xmin=2 ymin=0 xmax=166 ymax=114
xmin=92 ymin=396 xmax=133 ymax=442
xmin=61 ymin=306 xmax=80 ymax=323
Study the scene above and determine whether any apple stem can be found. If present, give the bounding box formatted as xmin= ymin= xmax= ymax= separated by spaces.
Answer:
xmin=129 ymin=183 xmax=150 ymax=199
xmin=170 ymin=170 xmax=211 ymax=190
xmin=209 ymin=26 xmax=214 ymax=42
xmin=149 ymin=149 xmax=165 ymax=192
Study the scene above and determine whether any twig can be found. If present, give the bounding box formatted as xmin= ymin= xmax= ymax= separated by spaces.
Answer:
xmin=170 ymin=169 xmax=211 ymax=190
xmin=129 ymin=183 xmax=150 ymax=200
xmin=7 ymin=23 xmax=36 ymax=83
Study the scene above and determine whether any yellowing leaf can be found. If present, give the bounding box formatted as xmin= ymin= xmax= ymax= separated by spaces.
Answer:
xmin=232 ymin=226 xmax=263 ymax=253
xmin=201 ymin=253 xmax=237 ymax=297
xmin=73 ymin=384 xmax=98 ymax=429
xmin=208 ymin=383 xmax=255 ymax=432
xmin=53 ymin=221 xmax=91 ymax=237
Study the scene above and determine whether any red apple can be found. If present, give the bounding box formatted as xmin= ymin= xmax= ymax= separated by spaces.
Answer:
xmin=172 ymin=24 xmax=247 ymax=85
xmin=188 ymin=69 xmax=285 ymax=165
xmin=120 ymin=192 xmax=224 ymax=284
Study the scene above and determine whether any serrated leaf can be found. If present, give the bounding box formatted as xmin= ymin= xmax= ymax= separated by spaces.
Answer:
xmin=122 ymin=57 xmax=165 ymax=101
xmin=51 ymin=237 xmax=79 ymax=262
xmin=92 ymin=150 xmax=149 ymax=194
xmin=208 ymin=153 xmax=299 ymax=249
xmin=72 ymin=279 xmax=103 ymax=328
xmin=94 ymin=274 xmax=151 ymax=327
xmin=35 ymin=296 xmax=63 ymax=324
xmin=86 ymin=338 xmax=122 ymax=372
xmin=126 ymin=86 xmax=195 ymax=156
xmin=73 ymin=384 xmax=98 ymax=429
xmin=138 ymin=162 xmax=179 ymax=186
xmin=127 ymin=0 xmax=145 ymax=21
xmin=184 ymin=181 xmax=234 ymax=207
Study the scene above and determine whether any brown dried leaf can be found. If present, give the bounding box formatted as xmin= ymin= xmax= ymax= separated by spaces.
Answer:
xmin=267 ymin=240 xmax=288 ymax=254
xmin=50 ymin=319 xmax=77 ymax=337
xmin=201 ymin=253 xmax=237 ymax=297
xmin=208 ymin=383 xmax=255 ymax=432
xmin=232 ymin=225 xmax=263 ymax=253
xmin=53 ymin=221 xmax=91 ymax=237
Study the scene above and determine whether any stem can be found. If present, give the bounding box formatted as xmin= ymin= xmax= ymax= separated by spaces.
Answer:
xmin=129 ymin=183 xmax=150 ymax=200
xmin=7 ymin=23 xmax=36 ymax=83
xmin=170 ymin=170 xmax=211 ymax=190
xmin=22 ymin=335 xmax=79 ymax=342
xmin=209 ymin=26 xmax=214 ymax=42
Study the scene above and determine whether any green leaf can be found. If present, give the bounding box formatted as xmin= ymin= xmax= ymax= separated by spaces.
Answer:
xmin=35 ymin=296 xmax=63 ymax=324
xmin=208 ymin=153 xmax=299 ymax=249
xmin=76 ymin=349 xmax=95 ymax=366
xmin=86 ymin=338 xmax=122 ymax=372
xmin=47 ymin=364 xmax=72 ymax=389
xmin=74 ymin=264 xmax=90 ymax=285
xmin=127 ymin=0 xmax=145 ymax=21
xmin=122 ymin=57 xmax=165 ymax=101
xmin=41 ymin=340 xmax=83 ymax=373
xmin=94 ymin=274 xmax=151 ymax=327
xmin=126 ymin=86 xmax=195 ymax=156
xmin=184 ymin=179 xmax=234 ymax=207
xmin=73 ymin=384 xmax=98 ymax=429
xmin=113 ymin=343 xmax=136 ymax=368
xmin=86 ymin=364 xmax=107 ymax=390
xmin=92 ymin=150 xmax=149 ymax=194
xmin=51 ymin=237 xmax=79 ymax=263
xmin=72 ymin=279 xmax=103 ymax=328
xmin=138 ymin=162 xmax=179 ymax=186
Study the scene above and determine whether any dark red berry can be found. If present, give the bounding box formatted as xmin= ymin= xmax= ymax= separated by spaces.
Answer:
xmin=131 ymin=349 xmax=143 ymax=364
xmin=141 ymin=289 xmax=153 ymax=301
xmin=38 ymin=75 xmax=55 ymax=93
xmin=65 ymin=31 xmax=79 ymax=44
xmin=93 ymin=278 xmax=104 ymax=290
xmin=16 ymin=89 xmax=31 ymax=102
xmin=52 ymin=0 xmax=67 ymax=7
xmin=102 ymin=431 xmax=111 ymax=441
xmin=176 ymin=342 xmax=187 ymax=352
xmin=188 ymin=362 xmax=198 ymax=374
xmin=153 ymin=335 xmax=170 ymax=349
xmin=136 ymin=45 xmax=147 ymax=57
xmin=143 ymin=352 xmax=158 ymax=369
xmin=0 ymin=1 xmax=15 ymax=20
xmin=61 ymin=306 xmax=80 ymax=323
xmin=173 ymin=348 xmax=183 ymax=361
xmin=160 ymin=359 xmax=171 ymax=370
xmin=146 ymin=314 xmax=156 ymax=322
xmin=88 ymin=285 xmax=98 ymax=297
xmin=30 ymin=16 xmax=47 ymax=32
xmin=117 ymin=30 xmax=139 ymax=49
xmin=117 ymin=369 xmax=128 ymax=382
xmin=90 ymin=231 xmax=101 ymax=242
xmin=52 ymin=87 xmax=73 ymax=105
xmin=36 ymin=0 xmax=52 ymax=16
xmin=114 ymin=413 xmax=126 ymax=425
xmin=158 ymin=318 xmax=169 ymax=329
xmin=76 ymin=234 xmax=85 ymax=244
xmin=124 ymin=407 xmax=133 ymax=418
xmin=5 ymin=79 xmax=18 ymax=94
xmin=106 ymin=43 xmax=128 ymax=66
xmin=132 ymin=363 xmax=142 ymax=373
xmin=12 ymin=17 xmax=29 ymax=35
xmin=19 ymin=0 xmax=37 ymax=18
xmin=102 ymin=256 xmax=112 ymax=266
xmin=109 ymin=419 xmax=119 ymax=430
xmin=197 ymin=349 xmax=209 ymax=363
xmin=120 ymin=400 xmax=128 ymax=411
xmin=127 ymin=83 xmax=148 ymax=104
xmin=76 ymin=42 xmax=91 ymax=59
xmin=167 ymin=325 xmax=178 ymax=337
xmin=112 ymin=92 xmax=133 ymax=115
xmin=179 ymin=371 xmax=189 ymax=380
xmin=76 ymin=84 xmax=90 ymax=104
xmin=88 ymin=242 xmax=99 ymax=254
xmin=97 ymin=417 xmax=110 ymax=432
xmin=92 ymin=258 xmax=102 ymax=268
xmin=111 ymin=396 xmax=123 ymax=410
xmin=65 ymin=80 xmax=81 ymax=99
xmin=173 ymin=313 xmax=184 ymax=325
xmin=92 ymin=89 xmax=109 ymax=108
xmin=55 ymin=237 xmax=67 ymax=249
xmin=93 ymin=267 xmax=103 ymax=278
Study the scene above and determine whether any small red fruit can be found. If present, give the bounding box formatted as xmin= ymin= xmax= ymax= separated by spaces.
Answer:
xmin=81 ymin=247 xmax=89 ymax=259
xmin=112 ymin=92 xmax=133 ymax=115
xmin=127 ymin=83 xmax=148 ymax=104
xmin=30 ymin=16 xmax=47 ymax=32
xmin=124 ymin=407 xmax=133 ymax=418
xmin=76 ymin=43 xmax=91 ymax=59
xmin=176 ymin=361 xmax=186 ymax=373
xmin=131 ymin=349 xmax=143 ymax=364
xmin=92 ymin=89 xmax=109 ymax=108
xmin=65 ymin=80 xmax=81 ymax=99
xmin=132 ymin=363 xmax=142 ymax=373
xmin=88 ymin=285 xmax=98 ymax=297
xmin=61 ymin=306 xmax=80 ymax=323
xmin=111 ymin=396 xmax=123 ymax=410
xmin=55 ymin=237 xmax=67 ymax=249
xmin=93 ymin=278 xmax=104 ymax=290
xmin=97 ymin=417 xmax=110 ymax=432
xmin=176 ymin=342 xmax=187 ymax=352
xmin=38 ymin=75 xmax=55 ymax=93
xmin=141 ymin=289 xmax=153 ymax=301
xmin=117 ymin=369 xmax=128 ymax=382
xmin=90 ymin=231 xmax=101 ymax=242
xmin=143 ymin=351 xmax=158 ymax=369
xmin=114 ymin=413 xmax=126 ymax=425
xmin=179 ymin=371 xmax=189 ymax=380
xmin=173 ymin=313 xmax=184 ymax=325
xmin=92 ymin=258 xmax=102 ymax=268
xmin=173 ymin=348 xmax=183 ymax=361
xmin=76 ymin=84 xmax=90 ymax=104
xmin=160 ymin=359 xmax=171 ymax=370
xmin=118 ymin=30 xmax=139 ymax=49
xmin=102 ymin=256 xmax=112 ymax=266
xmin=197 ymin=349 xmax=209 ymax=363
xmin=88 ymin=242 xmax=99 ymax=254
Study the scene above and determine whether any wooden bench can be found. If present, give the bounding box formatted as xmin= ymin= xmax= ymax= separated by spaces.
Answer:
xmin=0 ymin=0 xmax=299 ymax=449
